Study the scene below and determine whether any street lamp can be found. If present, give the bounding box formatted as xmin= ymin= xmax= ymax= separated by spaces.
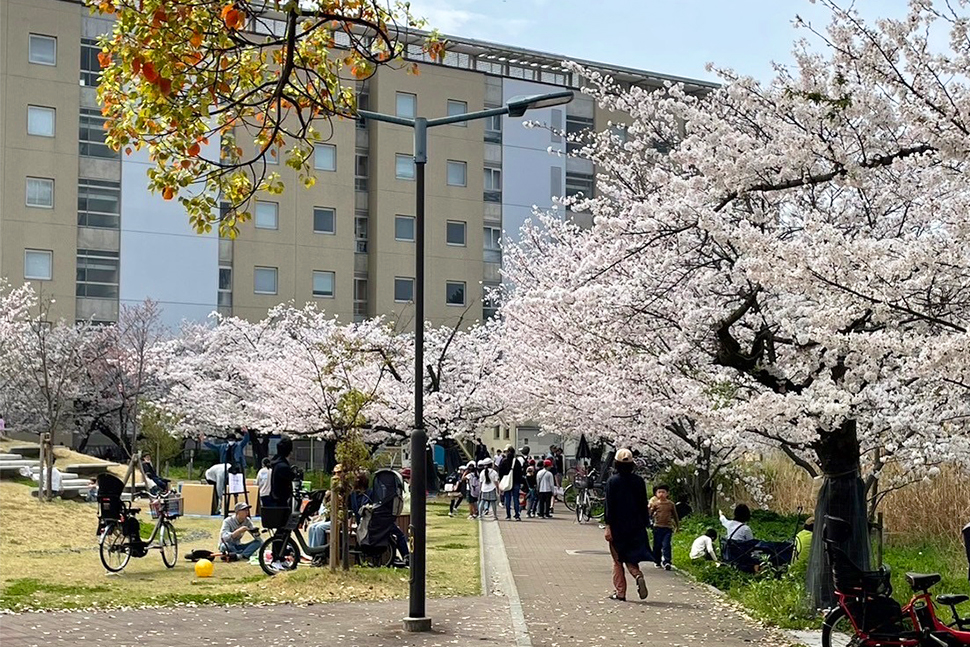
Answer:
xmin=358 ymin=89 xmax=573 ymax=633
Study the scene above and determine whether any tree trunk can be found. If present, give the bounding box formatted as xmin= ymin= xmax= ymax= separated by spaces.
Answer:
xmin=689 ymin=446 xmax=716 ymax=516
xmin=806 ymin=419 xmax=871 ymax=610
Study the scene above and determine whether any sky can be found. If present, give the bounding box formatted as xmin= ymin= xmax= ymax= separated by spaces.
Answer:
xmin=404 ymin=0 xmax=915 ymax=83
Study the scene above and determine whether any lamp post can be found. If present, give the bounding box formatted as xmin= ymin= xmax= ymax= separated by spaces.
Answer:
xmin=358 ymin=89 xmax=573 ymax=632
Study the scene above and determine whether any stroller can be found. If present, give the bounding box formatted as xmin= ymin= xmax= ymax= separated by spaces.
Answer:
xmin=355 ymin=469 xmax=406 ymax=568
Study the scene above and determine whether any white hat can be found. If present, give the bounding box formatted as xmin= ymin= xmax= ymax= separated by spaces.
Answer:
xmin=478 ymin=457 xmax=493 ymax=467
xmin=466 ymin=461 xmax=476 ymax=469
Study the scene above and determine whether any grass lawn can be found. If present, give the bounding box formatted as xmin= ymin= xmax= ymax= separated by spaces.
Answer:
xmin=0 ymin=482 xmax=479 ymax=611
xmin=672 ymin=511 xmax=970 ymax=630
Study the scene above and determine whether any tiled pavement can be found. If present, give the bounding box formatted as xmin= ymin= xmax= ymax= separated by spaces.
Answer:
xmin=496 ymin=512 xmax=793 ymax=647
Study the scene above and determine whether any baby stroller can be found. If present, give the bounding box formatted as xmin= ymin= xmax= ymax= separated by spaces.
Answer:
xmin=355 ymin=469 xmax=406 ymax=568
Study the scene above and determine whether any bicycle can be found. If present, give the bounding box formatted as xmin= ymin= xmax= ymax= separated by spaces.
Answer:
xmin=821 ymin=515 xmax=970 ymax=647
xmin=564 ymin=470 xmax=605 ymax=522
xmin=98 ymin=488 xmax=180 ymax=573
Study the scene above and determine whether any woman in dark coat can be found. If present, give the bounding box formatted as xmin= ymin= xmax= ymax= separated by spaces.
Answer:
xmin=603 ymin=448 xmax=652 ymax=601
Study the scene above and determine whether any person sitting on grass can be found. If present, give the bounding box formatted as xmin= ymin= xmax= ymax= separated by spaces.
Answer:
xmin=690 ymin=528 xmax=719 ymax=562
xmin=719 ymin=503 xmax=754 ymax=542
xmin=795 ymin=517 xmax=814 ymax=564
xmin=219 ymin=502 xmax=261 ymax=561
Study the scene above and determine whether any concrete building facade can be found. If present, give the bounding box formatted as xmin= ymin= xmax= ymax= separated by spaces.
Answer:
xmin=1 ymin=0 xmax=714 ymax=332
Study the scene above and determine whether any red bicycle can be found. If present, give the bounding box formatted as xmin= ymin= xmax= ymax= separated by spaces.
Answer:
xmin=822 ymin=516 xmax=970 ymax=647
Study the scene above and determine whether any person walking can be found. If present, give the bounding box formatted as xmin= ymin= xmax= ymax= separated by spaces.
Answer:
xmin=256 ymin=457 xmax=272 ymax=509
xmin=449 ymin=462 xmax=473 ymax=517
xmin=465 ymin=463 xmax=481 ymax=519
xmin=499 ymin=446 xmax=524 ymax=521
xmin=478 ymin=458 xmax=500 ymax=519
xmin=475 ymin=439 xmax=490 ymax=463
xmin=649 ymin=483 xmax=679 ymax=570
xmin=603 ymin=448 xmax=652 ymax=601
xmin=525 ymin=464 xmax=539 ymax=518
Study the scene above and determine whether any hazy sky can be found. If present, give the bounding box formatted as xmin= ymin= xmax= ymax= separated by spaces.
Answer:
xmin=405 ymin=1 xmax=914 ymax=83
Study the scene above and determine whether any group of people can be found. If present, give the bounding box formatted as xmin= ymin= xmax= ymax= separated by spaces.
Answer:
xmin=450 ymin=444 xmax=565 ymax=521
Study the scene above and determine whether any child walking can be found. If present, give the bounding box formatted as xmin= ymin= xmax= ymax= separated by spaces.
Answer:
xmin=525 ymin=464 xmax=539 ymax=518
xmin=478 ymin=458 xmax=500 ymax=519
xmin=649 ymin=484 xmax=679 ymax=570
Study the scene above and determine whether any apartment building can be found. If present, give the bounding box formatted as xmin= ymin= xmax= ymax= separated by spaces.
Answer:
xmin=0 ymin=0 xmax=716 ymax=330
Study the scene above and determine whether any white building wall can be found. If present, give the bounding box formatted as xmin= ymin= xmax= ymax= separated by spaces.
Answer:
xmin=501 ymin=78 xmax=567 ymax=246
xmin=120 ymin=148 xmax=218 ymax=330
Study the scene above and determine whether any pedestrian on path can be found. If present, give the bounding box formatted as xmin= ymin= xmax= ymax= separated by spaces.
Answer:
xmin=649 ymin=483 xmax=679 ymax=570
xmin=478 ymin=458 xmax=500 ymax=519
xmin=537 ymin=459 xmax=555 ymax=518
xmin=525 ymin=464 xmax=539 ymax=517
xmin=499 ymin=445 xmax=524 ymax=521
xmin=603 ymin=448 xmax=652 ymax=601
xmin=465 ymin=463 xmax=481 ymax=519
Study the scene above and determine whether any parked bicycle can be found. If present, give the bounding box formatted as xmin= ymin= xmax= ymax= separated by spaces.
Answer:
xmin=563 ymin=468 xmax=605 ymax=522
xmin=821 ymin=515 xmax=970 ymax=647
xmin=96 ymin=473 xmax=180 ymax=573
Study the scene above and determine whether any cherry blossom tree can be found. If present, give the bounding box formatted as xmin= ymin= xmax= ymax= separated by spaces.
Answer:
xmin=500 ymin=0 xmax=970 ymax=607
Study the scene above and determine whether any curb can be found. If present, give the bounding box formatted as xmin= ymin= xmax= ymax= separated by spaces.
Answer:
xmin=479 ymin=518 xmax=532 ymax=647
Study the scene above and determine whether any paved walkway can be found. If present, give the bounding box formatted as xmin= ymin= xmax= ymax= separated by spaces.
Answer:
xmin=2 ymin=510 xmax=794 ymax=647
xmin=492 ymin=512 xmax=793 ymax=647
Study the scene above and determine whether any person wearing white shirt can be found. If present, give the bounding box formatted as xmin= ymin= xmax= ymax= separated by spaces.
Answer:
xmin=719 ymin=504 xmax=755 ymax=542
xmin=256 ymin=457 xmax=272 ymax=507
xmin=536 ymin=460 xmax=555 ymax=518
xmin=690 ymin=528 xmax=719 ymax=561
xmin=204 ymin=462 xmax=229 ymax=515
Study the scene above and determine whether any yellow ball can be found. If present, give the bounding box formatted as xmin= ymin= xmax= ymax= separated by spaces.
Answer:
xmin=195 ymin=558 xmax=214 ymax=578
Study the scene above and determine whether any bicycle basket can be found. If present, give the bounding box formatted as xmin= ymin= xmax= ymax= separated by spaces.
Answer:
xmin=149 ymin=494 xmax=183 ymax=519
xmin=573 ymin=476 xmax=589 ymax=489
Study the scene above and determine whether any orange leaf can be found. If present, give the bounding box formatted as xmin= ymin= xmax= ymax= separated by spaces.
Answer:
xmin=132 ymin=58 xmax=142 ymax=75
xmin=188 ymin=142 xmax=201 ymax=157
xmin=162 ymin=186 xmax=175 ymax=200
xmin=142 ymin=61 xmax=158 ymax=83
xmin=181 ymin=159 xmax=192 ymax=169
xmin=159 ymin=77 xmax=172 ymax=96
xmin=190 ymin=32 xmax=203 ymax=48
xmin=220 ymin=3 xmax=235 ymax=20
xmin=97 ymin=51 xmax=112 ymax=68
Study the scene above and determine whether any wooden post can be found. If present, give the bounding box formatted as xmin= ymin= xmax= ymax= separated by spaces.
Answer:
xmin=42 ymin=433 xmax=54 ymax=501
xmin=876 ymin=512 xmax=884 ymax=568
xmin=330 ymin=473 xmax=343 ymax=571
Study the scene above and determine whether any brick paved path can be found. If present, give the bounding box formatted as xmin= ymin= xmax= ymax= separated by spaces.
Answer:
xmin=0 ymin=595 xmax=513 ymax=647
xmin=496 ymin=514 xmax=790 ymax=647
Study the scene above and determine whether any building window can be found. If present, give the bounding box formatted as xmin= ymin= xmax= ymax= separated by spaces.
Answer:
xmin=353 ymin=272 xmax=368 ymax=322
xmin=76 ymin=249 xmax=120 ymax=298
xmin=447 ymin=100 xmax=467 ymax=126
xmin=218 ymin=266 xmax=232 ymax=308
xmin=312 ymin=270 xmax=335 ymax=298
xmin=29 ymin=34 xmax=56 ymax=66
xmin=395 ymin=215 xmax=415 ymax=242
xmin=493 ymin=427 xmax=500 ymax=440
xmin=566 ymin=115 xmax=594 ymax=156
xmin=79 ymin=108 xmax=117 ymax=158
xmin=446 ymin=281 xmax=466 ymax=306
xmin=313 ymin=207 xmax=335 ymax=234
xmin=26 ymin=177 xmax=54 ymax=208
xmin=396 ymin=92 xmax=416 ymax=119
xmin=483 ymin=282 xmax=501 ymax=319
xmin=446 ymin=221 xmax=466 ymax=246
xmin=314 ymin=143 xmax=336 ymax=171
xmin=394 ymin=277 xmax=414 ymax=303
xmin=395 ymin=154 xmax=415 ymax=180
xmin=484 ymin=114 xmax=502 ymax=143
xmin=566 ymin=172 xmax=595 ymax=202
xmin=24 ymin=250 xmax=52 ymax=280
xmin=355 ymin=214 xmax=368 ymax=253
xmin=484 ymin=166 xmax=501 ymax=202
xmin=255 ymin=201 xmax=278 ymax=229
xmin=446 ymin=160 xmax=467 ymax=187
xmin=80 ymin=38 xmax=99 ymax=86
xmin=78 ymin=179 xmax=121 ymax=229
xmin=484 ymin=226 xmax=502 ymax=263
xmin=254 ymin=267 xmax=278 ymax=294
xmin=355 ymin=152 xmax=368 ymax=191
xmin=27 ymin=106 xmax=55 ymax=137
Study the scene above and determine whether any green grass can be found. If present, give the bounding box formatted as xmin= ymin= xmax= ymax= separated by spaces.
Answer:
xmin=672 ymin=511 xmax=970 ymax=630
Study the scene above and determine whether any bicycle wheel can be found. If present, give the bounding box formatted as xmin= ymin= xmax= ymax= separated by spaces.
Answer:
xmin=99 ymin=522 xmax=131 ymax=573
xmin=258 ymin=535 xmax=301 ymax=576
xmin=821 ymin=606 xmax=862 ymax=647
xmin=589 ymin=487 xmax=606 ymax=520
xmin=576 ymin=495 xmax=591 ymax=523
xmin=562 ymin=484 xmax=577 ymax=511
xmin=160 ymin=521 xmax=178 ymax=568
